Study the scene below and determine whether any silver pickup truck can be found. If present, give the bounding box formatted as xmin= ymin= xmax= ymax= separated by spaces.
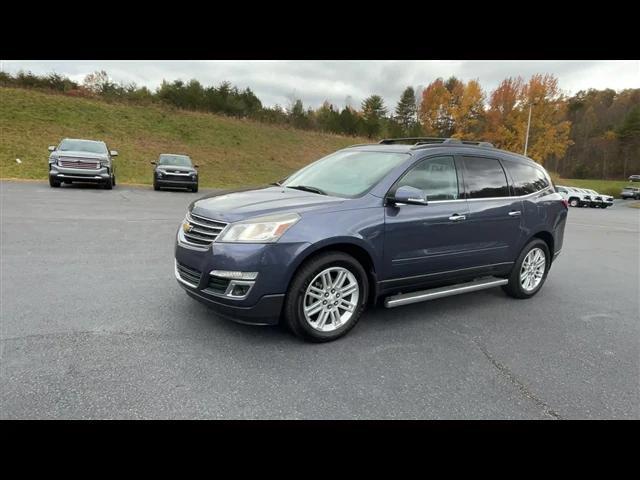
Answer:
xmin=48 ymin=138 xmax=118 ymax=189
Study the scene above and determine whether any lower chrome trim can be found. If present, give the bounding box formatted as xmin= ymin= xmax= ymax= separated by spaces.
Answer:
xmin=380 ymin=262 xmax=514 ymax=284
xmin=384 ymin=277 xmax=508 ymax=308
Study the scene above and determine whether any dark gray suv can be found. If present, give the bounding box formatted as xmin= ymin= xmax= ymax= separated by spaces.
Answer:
xmin=152 ymin=154 xmax=199 ymax=192
xmin=175 ymin=137 xmax=568 ymax=342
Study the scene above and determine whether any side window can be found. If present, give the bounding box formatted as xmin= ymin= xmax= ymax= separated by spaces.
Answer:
xmin=557 ymin=187 xmax=567 ymax=193
xmin=461 ymin=157 xmax=509 ymax=199
xmin=507 ymin=162 xmax=550 ymax=196
xmin=395 ymin=156 xmax=459 ymax=201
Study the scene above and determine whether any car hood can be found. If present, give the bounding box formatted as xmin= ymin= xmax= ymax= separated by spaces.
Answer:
xmin=156 ymin=165 xmax=197 ymax=173
xmin=190 ymin=186 xmax=346 ymax=223
xmin=51 ymin=150 xmax=109 ymax=160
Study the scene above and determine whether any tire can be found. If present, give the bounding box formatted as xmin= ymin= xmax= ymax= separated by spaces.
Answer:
xmin=153 ymin=181 xmax=160 ymax=191
xmin=103 ymin=177 xmax=113 ymax=190
xmin=569 ymin=198 xmax=579 ymax=207
xmin=502 ymin=239 xmax=551 ymax=299
xmin=192 ymin=184 xmax=198 ymax=193
xmin=49 ymin=177 xmax=61 ymax=188
xmin=283 ymin=251 xmax=369 ymax=342
xmin=601 ymin=205 xmax=608 ymax=209
xmin=112 ymin=174 xmax=116 ymax=186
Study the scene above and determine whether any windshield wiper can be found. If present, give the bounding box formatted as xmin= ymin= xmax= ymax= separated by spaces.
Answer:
xmin=286 ymin=185 xmax=327 ymax=196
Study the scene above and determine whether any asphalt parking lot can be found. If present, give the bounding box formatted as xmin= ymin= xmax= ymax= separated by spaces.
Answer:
xmin=1 ymin=180 xmax=638 ymax=419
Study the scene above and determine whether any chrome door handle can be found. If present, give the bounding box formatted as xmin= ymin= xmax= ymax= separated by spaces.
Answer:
xmin=449 ymin=214 xmax=466 ymax=221
xmin=508 ymin=210 xmax=522 ymax=217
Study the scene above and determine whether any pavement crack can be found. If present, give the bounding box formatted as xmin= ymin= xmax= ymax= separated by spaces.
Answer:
xmin=475 ymin=343 xmax=562 ymax=420
xmin=434 ymin=320 xmax=562 ymax=420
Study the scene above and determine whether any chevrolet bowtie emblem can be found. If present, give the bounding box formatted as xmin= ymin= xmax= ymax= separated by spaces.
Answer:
xmin=182 ymin=222 xmax=193 ymax=233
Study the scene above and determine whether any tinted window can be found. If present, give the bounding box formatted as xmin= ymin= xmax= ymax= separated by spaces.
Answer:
xmin=395 ymin=156 xmax=459 ymax=201
xmin=58 ymin=139 xmax=108 ymax=154
xmin=462 ymin=157 xmax=509 ymax=199
xmin=507 ymin=162 xmax=550 ymax=195
xmin=159 ymin=154 xmax=192 ymax=166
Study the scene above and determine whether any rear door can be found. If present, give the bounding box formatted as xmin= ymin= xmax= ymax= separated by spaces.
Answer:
xmin=458 ymin=155 xmax=524 ymax=267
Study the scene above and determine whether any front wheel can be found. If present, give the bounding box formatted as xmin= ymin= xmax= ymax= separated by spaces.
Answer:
xmin=192 ymin=184 xmax=198 ymax=193
xmin=283 ymin=251 xmax=368 ymax=342
xmin=569 ymin=198 xmax=579 ymax=207
xmin=103 ymin=177 xmax=113 ymax=190
xmin=49 ymin=177 xmax=61 ymax=188
xmin=503 ymin=239 xmax=550 ymax=299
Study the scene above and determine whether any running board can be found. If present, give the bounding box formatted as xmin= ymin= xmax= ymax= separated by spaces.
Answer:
xmin=384 ymin=277 xmax=508 ymax=308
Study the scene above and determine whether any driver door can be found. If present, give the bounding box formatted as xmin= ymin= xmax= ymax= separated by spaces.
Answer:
xmin=383 ymin=155 xmax=473 ymax=282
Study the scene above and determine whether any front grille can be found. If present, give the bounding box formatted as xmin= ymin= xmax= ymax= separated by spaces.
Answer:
xmin=59 ymin=158 xmax=101 ymax=169
xmin=205 ymin=275 xmax=231 ymax=295
xmin=182 ymin=212 xmax=227 ymax=248
xmin=176 ymin=261 xmax=201 ymax=286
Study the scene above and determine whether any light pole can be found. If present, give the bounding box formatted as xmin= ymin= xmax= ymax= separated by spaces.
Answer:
xmin=524 ymin=102 xmax=536 ymax=156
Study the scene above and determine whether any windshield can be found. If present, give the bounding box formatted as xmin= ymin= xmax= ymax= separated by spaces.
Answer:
xmin=281 ymin=150 xmax=410 ymax=198
xmin=58 ymin=139 xmax=108 ymax=154
xmin=158 ymin=154 xmax=192 ymax=166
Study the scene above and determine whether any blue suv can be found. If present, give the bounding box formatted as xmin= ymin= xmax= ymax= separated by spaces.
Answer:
xmin=174 ymin=138 xmax=568 ymax=342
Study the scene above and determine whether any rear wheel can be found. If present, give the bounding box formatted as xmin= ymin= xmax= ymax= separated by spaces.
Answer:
xmin=503 ymin=239 xmax=550 ymax=299
xmin=283 ymin=251 xmax=368 ymax=342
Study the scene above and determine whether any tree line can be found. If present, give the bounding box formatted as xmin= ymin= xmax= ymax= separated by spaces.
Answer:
xmin=1 ymin=69 xmax=638 ymax=179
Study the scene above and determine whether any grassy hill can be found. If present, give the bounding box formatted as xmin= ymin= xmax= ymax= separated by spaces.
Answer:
xmin=0 ymin=87 xmax=368 ymax=188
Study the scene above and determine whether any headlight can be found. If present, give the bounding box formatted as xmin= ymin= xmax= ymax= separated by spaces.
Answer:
xmin=217 ymin=212 xmax=300 ymax=243
xmin=49 ymin=156 xmax=57 ymax=165
xmin=100 ymin=159 xmax=110 ymax=167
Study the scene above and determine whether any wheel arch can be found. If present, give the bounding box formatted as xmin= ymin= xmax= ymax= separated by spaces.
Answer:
xmin=530 ymin=230 xmax=555 ymax=259
xmin=286 ymin=239 xmax=379 ymax=305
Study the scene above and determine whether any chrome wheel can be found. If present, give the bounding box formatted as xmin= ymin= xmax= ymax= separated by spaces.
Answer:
xmin=520 ymin=247 xmax=546 ymax=292
xmin=303 ymin=266 xmax=359 ymax=332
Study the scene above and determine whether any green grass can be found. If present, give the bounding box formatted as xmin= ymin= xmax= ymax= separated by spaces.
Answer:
xmin=0 ymin=87 xmax=369 ymax=188
xmin=556 ymin=178 xmax=634 ymax=198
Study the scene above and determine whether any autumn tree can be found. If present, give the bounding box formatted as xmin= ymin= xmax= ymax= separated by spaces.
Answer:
xmin=485 ymin=74 xmax=571 ymax=167
xmin=419 ymin=77 xmax=485 ymax=138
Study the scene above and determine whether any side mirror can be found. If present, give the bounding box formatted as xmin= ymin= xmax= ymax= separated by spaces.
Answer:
xmin=150 ymin=161 xmax=157 ymax=165
xmin=48 ymin=146 xmax=56 ymax=152
xmin=391 ymin=186 xmax=428 ymax=205
xmin=110 ymin=150 xmax=118 ymax=157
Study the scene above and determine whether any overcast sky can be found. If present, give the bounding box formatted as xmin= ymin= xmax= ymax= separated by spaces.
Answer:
xmin=1 ymin=60 xmax=638 ymax=110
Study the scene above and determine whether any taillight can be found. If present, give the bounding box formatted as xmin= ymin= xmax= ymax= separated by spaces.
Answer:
xmin=561 ymin=199 xmax=569 ymax=209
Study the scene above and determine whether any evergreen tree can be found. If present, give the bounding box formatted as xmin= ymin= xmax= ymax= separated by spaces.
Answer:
xmin=395 ymin=86 xmax=418 ymax=135
xmin=361 ymin=95 xmax=388 ymax=138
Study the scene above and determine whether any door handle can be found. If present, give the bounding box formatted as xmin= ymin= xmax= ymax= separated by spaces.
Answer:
xmin=449 ymin=214 xmax=466 ymax=221
xmin=508 ymin=210 xmax=522 ymax=217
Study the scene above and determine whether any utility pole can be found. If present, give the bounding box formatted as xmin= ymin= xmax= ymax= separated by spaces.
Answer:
xmin=524 ymin=102 xmax=533 ymax=156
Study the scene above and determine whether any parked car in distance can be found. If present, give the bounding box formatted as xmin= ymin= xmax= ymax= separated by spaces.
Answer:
xmin=174 ymin=137 xmax=567 ymax=342
xmin=48 ymin=138 xmax=118 ymax=189
xmin=557 ymin=186 xmax=590 ymax=207
xmin=628 ymin=175 xmax=640 ymax=182
xmin=621 ymin=186 xmax=640 ymax=199
xmin=152 ymin=154 xmax=199 ymax=192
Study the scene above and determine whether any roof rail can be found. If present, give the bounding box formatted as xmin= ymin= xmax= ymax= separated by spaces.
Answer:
xmin=378 ymin=137 xmax=449 ymax=145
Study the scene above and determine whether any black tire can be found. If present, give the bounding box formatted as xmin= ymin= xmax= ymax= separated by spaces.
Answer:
xmin=502 ymin=239 xmax=551 ymax=299
xmin=153 ymin=181 xmax=160 ymax=191
xmin=112 ymin=174 xmax=116 ymax=186
xmin=569 ymin=198 xmax=579 ymax=207
xmin=103 ymin=177 xmax=113 ymax=190
xmin=283 ymin=251 xmax=369 ymax=342
xmin=49 ymin=177 xmax=60 ymax=188
xmin=192 ymin=184 xmax=198 ymax=193
xmin=600 ymin=205 xmax=607 ymax=209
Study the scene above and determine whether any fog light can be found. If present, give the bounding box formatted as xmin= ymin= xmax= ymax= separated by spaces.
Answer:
xmin=210 ymin=270 xmax=258 ymax=280
xmin=230 ymin=284 xmax=251 ymax=297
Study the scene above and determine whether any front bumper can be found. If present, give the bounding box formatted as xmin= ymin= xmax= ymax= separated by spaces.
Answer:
xmin=156 ymin=178 xmax=197 ymax=187
xmin=50 ymin=164 xmax=110 ymax=183
xmin=174 ymin=234 xmax=309 ymax=325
